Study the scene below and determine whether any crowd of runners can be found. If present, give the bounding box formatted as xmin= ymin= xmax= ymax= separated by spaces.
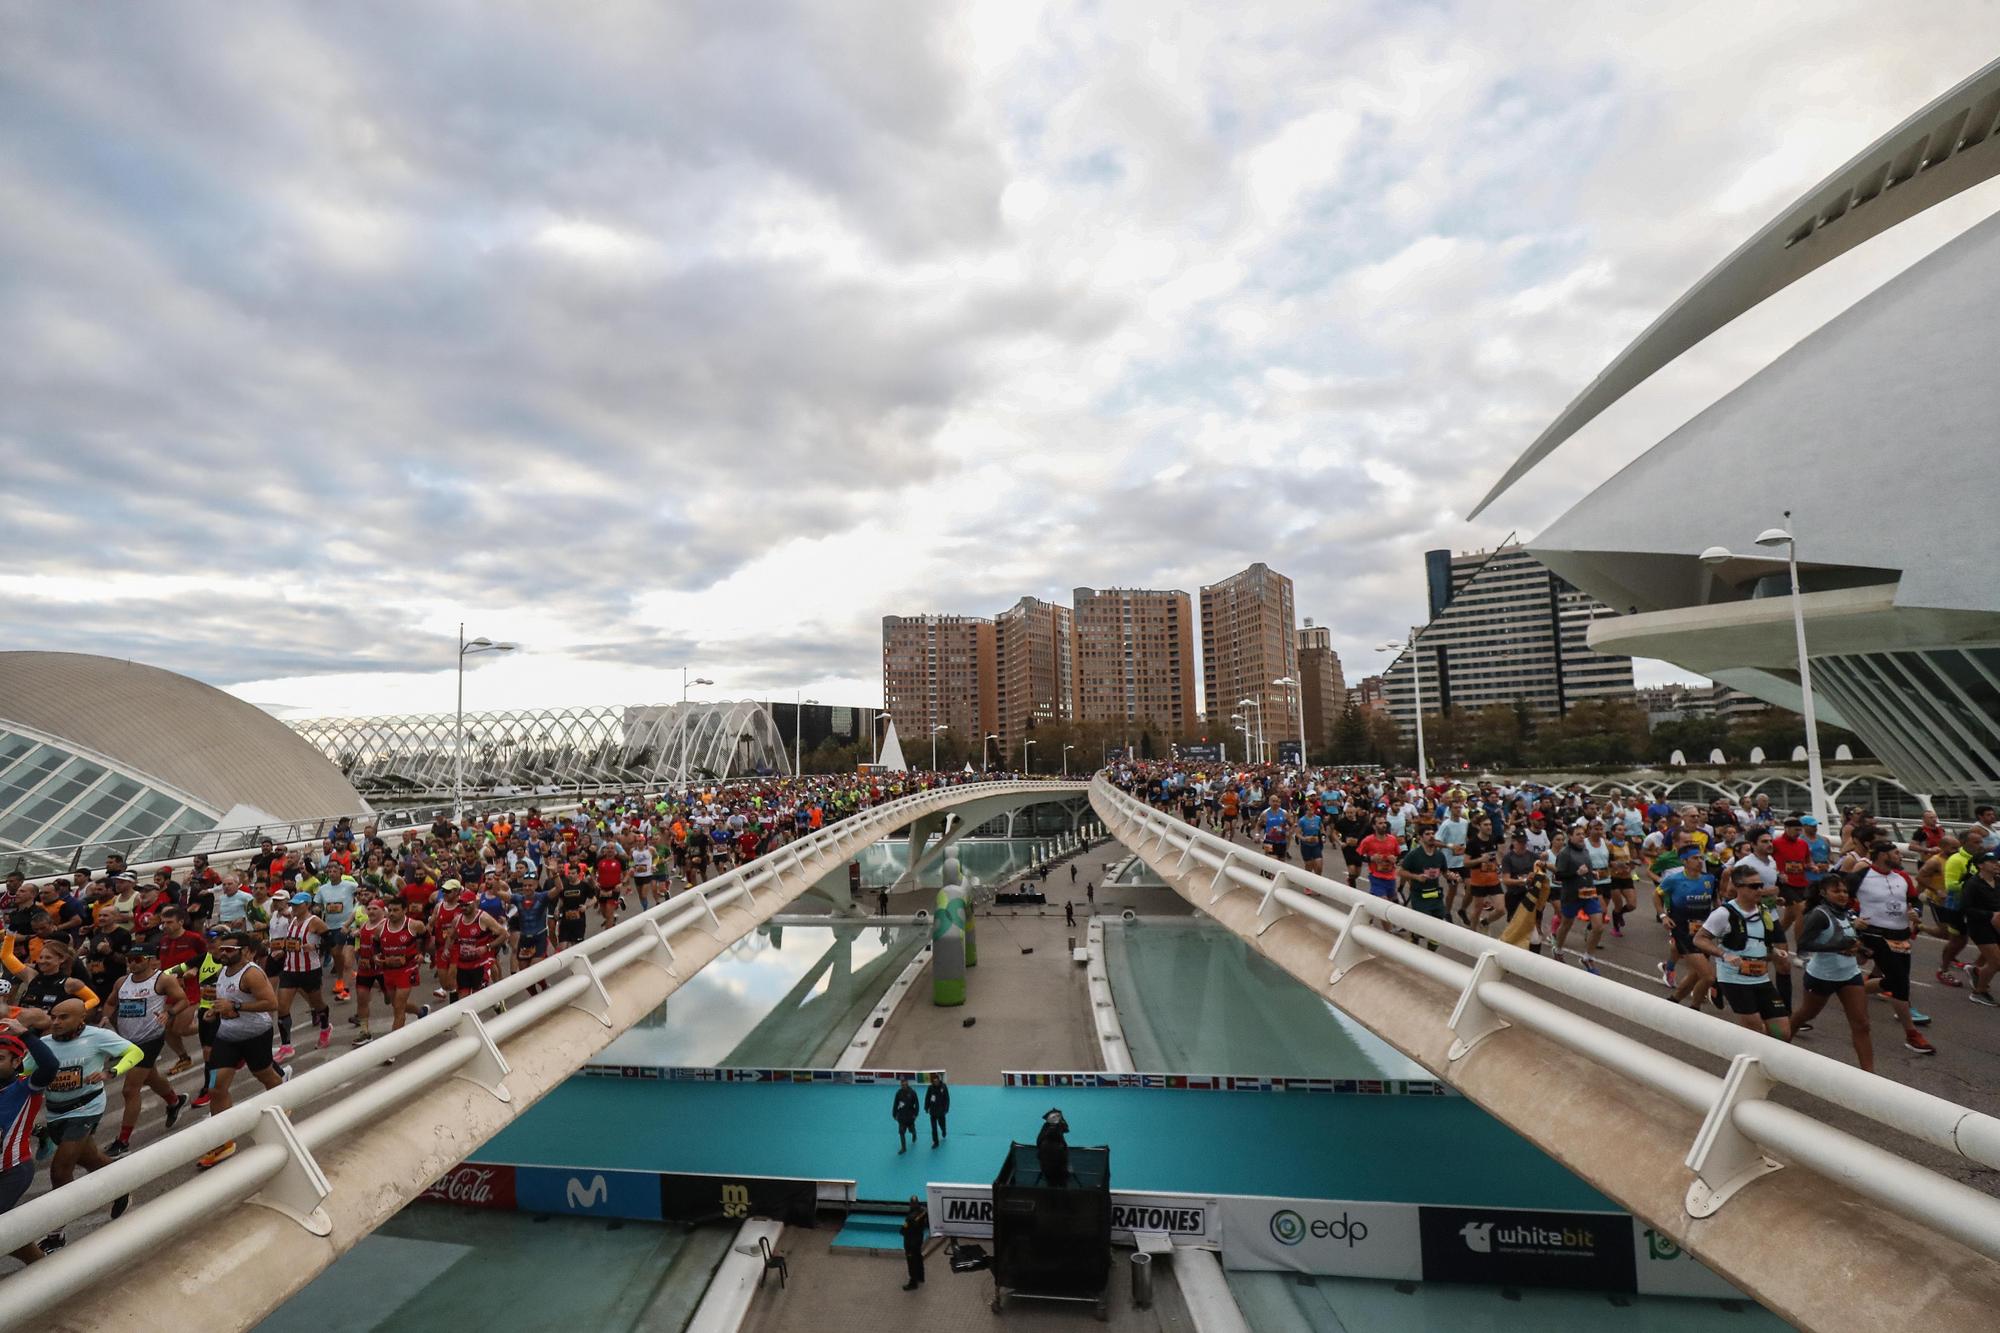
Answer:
xmin=1112 ymin=762 xmax=2000 ymax=1075
xmin=0 ymin=768 xmax=1003 ymax=1261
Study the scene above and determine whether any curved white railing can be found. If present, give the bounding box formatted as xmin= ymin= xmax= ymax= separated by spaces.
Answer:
xmin=0 ymin=778 xmax=1086 ymax=1328
xmin=1092 ymin=778 xmax=2000 ymax=1263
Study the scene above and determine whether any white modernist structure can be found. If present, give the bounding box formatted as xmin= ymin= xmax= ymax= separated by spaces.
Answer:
xmin=1483 ymin=57 xmax=2000 ymax=801
xmin=293 ymin=699 xmax=791 ymax=797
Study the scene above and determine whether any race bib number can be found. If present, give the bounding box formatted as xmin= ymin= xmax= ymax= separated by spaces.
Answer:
xmin=119 ymin=998 xmax=146 ymax=1019
xmin=1888 ymin=936 xmax=1912 ymax=954
xmin=50 ymin=1068 xmax=82 ymax=1092
xmin=1738 ymin=958 xmax=1769 ymax=978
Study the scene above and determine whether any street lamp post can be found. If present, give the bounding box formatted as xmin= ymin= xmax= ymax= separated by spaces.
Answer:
xmin=682 ymin=667 xmax=713 ymax=704
xmin=1378 ymin=633 xmax=1428 ymax=786
xmin=1700 ymin=514 xmax=1830 ymax=826
xmin=1274 ymin=676 xmax=1303 ymax=766
xmin=1237 ymin=698 xmax=1263 ymax=764
xmin=1023 ymin=738 xmax=1036 ymax=775
xmin=794 ymin=694 xmax=819 ymax=777
xmin=932 ymin=724 xmax=948 ymax=772
xmin=1062 ymin=743 xmax=1075 ymax=777
xmin=456 ymin=624 xmax=517 ymax=826
xmin=982 ymin=733 xmax=998 ymax=773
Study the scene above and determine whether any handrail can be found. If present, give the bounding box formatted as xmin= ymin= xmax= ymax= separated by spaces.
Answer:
xmin=1090 ymin=777 xmax=2000 ymax=1264
xmin=0 ymin=778 xmax=1084 ymax=1327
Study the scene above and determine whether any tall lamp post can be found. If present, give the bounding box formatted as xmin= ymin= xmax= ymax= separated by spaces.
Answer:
xmin=681 ymin=667 xmax=713 ymax=703
xmin=1701 ymin=514 xmax=1830 ymax=827
xmin=982 ymin=733 xmax=998 ymax=773
xmin=456 ymin=624 xmax=517 ymax=826
xmin=931 ymin=723 xmax=948 ymax=773
xmin=1237 ymin=698 xmax=1264 ymax=764
xmin=1023 ymin=737 xmax=1036 ymax=775
xmin=1378 ymin=633 xmax=1428 ymax=786
xmin=1230 ymin=712 xmax=1251 ymax=763
xmin=1274 ymin=676 xmax=1303 ymax=766
xmin=794 ymin=694 xmax=818 ymax=777
xmin=1062 ymin=743 xmax=1075 ymax=777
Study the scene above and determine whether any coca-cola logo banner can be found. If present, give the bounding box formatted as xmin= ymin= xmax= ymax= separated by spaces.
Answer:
xmin=419 ymin=1164 xmax=517 ymax=1211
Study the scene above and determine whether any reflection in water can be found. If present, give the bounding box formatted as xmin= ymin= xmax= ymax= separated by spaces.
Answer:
xmin=815 ymin=837 xmax=1050 ymax=892
xmin=593 ymin=923 xmax=925 ymax=1069
xmin=1105 ymin=918 xmax=1425 ymax=1079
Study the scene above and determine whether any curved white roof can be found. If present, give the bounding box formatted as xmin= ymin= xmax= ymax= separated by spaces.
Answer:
xmin=0 ymin=652 xmax=365 ymax=819
xmin=1474 ymin=56 xmax=2000 ymax=517
xmin=1528 ymin=204 xmax=2000 ymax=621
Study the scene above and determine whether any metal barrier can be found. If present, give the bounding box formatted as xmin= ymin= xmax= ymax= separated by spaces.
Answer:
xmin=1091 ymin=778 xmax=2000 ymax=1263
xmin=0 ymin=778 xmax=1083 ymax=1329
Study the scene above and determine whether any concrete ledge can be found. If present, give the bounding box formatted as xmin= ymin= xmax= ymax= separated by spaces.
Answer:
xmin=687 ymin=1219 xmax=786 ymax=1333
xmin=1099 ymin=791 xmax=2000 ymax=1333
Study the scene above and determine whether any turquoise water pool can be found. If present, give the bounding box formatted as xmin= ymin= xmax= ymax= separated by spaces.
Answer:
xmin=254 ymin=1206 xmax=733 ymax=1333
xmin=590 ymin=921 xmax=925 ymax=1068
xmin=1104 ymin=917 xmax=1427 ymax=1079
xmin=1227 ymin=1270 xmax=1786 ymax=1332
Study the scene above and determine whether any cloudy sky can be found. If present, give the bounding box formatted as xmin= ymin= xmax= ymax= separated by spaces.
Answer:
xmin=6 ymin=2 xmax=1998 ymax=720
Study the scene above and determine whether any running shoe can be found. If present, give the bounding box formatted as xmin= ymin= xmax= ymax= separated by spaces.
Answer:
xmin=1911 ymin=1008 xmax=1931 ymax=1026
xmin=417 ymin=1004 xmax=431 ymax=1019
xmin=1793 ymin=1022 xmax=1814 ymax=1034
xmin=192 ymin=1091 xmax=211 ymax=1109
xmin=275 ymin=1045 xmax=295 ymax=1062
xmin=1582 ymin=956 xmax=1601 ymax=976
xmin=1657 ymin=962 xmax=1676 ymax=988
xmin=353 ymin=1033 xmax=375 ymax=1047
xmin=1936 ymin=968 xmax=1964 ymax=988
xmin=165 ymin=1095 xmax=185 ymax=1129
xmin=333 ymin=983 xmax=350 ymax=1001
xmin=317 ymin=1028 xmax=330 ymax=1049
xmin=1969 ymin=990 xmax=1998 ymax=1008
xmin=1903 ymin=1031 xmax=1936 ymax=1055
xmin=196 ymin=1141 xmax=238 ymax=1170
xmin=38 ymin=1229 xmax=65 ymax=1253
xmin=165 ymin=1058 xmax=193 ymax=1076
xmin=104 ymin=1139 xmax=130 ymax=1159
xmin=349 ymin=1013 xmax=361 ymax=1025
xmin=110 ymin=1193 xmax=131 ymax=1219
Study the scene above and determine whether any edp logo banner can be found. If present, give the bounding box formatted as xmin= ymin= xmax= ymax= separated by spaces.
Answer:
xmin=1216 ymin=1196 xmax=1421 ymax=1280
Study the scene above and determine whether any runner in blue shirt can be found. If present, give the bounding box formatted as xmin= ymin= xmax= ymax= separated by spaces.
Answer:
xmin=1659 ymin=846 xmax=1718 ymax=1008
xmin=1296 ymin=808 xmax=1326 ymax=876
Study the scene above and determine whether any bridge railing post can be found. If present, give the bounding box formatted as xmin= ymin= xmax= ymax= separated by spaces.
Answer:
xmin=246 ymin=1106 xmax=333 ymax=1237
xmin=1207 ymin=848 xmax=1241 ymax=905
xmin=1327 ymin=899 xmax=1376 ymax=984
xmin=1684 ymin=1053 xmax=1782 ymax=1216
xmin=451 ymin=1011 xmax=514 ymax=1103
xmin=1253 ymin=869 xmax=1293 ymax=935
xmin=1446 ymin=950 xmax=1511 ymax=1061
xmin=565 ymin=953 xmax=614 ymax=1027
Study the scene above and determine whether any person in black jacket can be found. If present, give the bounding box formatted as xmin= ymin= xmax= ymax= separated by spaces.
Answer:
xmin=1035 ymin=1107 xmax=1070 ymax=1186
xmin=900 ymin=1195 xmax=928 ymax=1290
xmin=925 ymin=1072 xmax=950 ymax=1147
xmin=892 ymin=1075 xmax=919 ymax=1154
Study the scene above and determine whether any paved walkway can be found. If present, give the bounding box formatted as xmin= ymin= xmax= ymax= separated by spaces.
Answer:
xmin=870 ymin=838 xmax=1193 ymax=1079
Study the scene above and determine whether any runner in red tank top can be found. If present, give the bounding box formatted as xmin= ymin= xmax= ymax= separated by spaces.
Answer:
xmin=449 ymin=889 xmax=507 ymax=1000
xmin=372 ymin=899 xmax=427 ymax=1033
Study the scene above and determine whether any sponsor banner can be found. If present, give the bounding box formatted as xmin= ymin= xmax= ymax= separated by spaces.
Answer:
xmin=999 ymin=1070 xmax=1448 ymax=1097
xmin=578 ymin=1065 xmax=944 ymax=1086
xmin=659 ymin=1172 xmax=818 ymax=1228
xmin=928 ymin=1182 xmax=1219 ymax=1246
xmin=1217 ymin=1195 xmax=1422 ymax=1280
xmin=1277 ymin=741 xmax=1303 ymax=766
xmin=1418 ymin=1205 xmax=1634 ymax=1292
xmin=1633 ymin=1225 xmax=1746 ymax=1299
xmin=514 ymin=1165 xmax=664 ymax=1222
xmin=1179 ymin=744 xmax=1224 ymax=763
xmin=418 ymin=1163 xmax=516 ymax=1211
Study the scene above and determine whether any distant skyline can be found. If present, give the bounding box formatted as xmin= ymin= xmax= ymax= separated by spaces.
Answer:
xmin=7 ymin=5 xmax=2000 ymax=720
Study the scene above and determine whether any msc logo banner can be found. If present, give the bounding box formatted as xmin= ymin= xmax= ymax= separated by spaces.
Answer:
xmin=514 ymin=1166 xmax=662 ymax=1222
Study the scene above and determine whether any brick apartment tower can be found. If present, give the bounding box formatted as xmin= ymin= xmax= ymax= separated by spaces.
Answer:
xmin=1071 ymin=587 xmax=1197 ymax=744
xmin=994 ymin=596 xmax=1075 ymax=761
xmin=880 ymin=614 xmax=997 ymax=759
xmin=1295 ymin=619 xmax=1347 ymax=755
xmin=1199 ymin=563 xmax=1298 ymax=760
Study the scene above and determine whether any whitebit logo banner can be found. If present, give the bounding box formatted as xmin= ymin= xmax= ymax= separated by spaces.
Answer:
xmin=1460 ymin=1222 xmax=1493 ymax=1254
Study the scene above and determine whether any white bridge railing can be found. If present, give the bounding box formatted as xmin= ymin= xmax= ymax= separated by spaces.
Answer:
xmin=0 ymin=778 xmax=1082 ymax=1330
xmin=1092 ymin=778 xmax=2000 ymax=1264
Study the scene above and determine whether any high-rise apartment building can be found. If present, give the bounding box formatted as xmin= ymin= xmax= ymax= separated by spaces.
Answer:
xmin=994 ymin=596 xmax=1075 ymax=755
xmin=1383 ymin=545 xmax=1633 ymax=731
xmin=880 ymin=614 xmax=997 ymax=753
xmin=1072 ymin=587 xmax=1197 ymax=737
xmin=1355 ymin=676 xmax=1388 ymax=713
xmin=1295 ymin=619 xmax=1347 ymax=753
xmin=1200 ymin=563 xmax=1298 ymax=758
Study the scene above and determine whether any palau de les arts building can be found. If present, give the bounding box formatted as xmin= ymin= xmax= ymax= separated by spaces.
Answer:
xmin=1476 ymin=59 xmax=2000 ymax=802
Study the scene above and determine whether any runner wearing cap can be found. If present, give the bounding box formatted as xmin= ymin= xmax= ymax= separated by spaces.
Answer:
xmin=106 ymin=941 xmax=188 ymax=1156
xmin=269 ymin=890 xmax=331 ymax=1057
xmin=1659 ymin=845 xmax=1718 ymax=1008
